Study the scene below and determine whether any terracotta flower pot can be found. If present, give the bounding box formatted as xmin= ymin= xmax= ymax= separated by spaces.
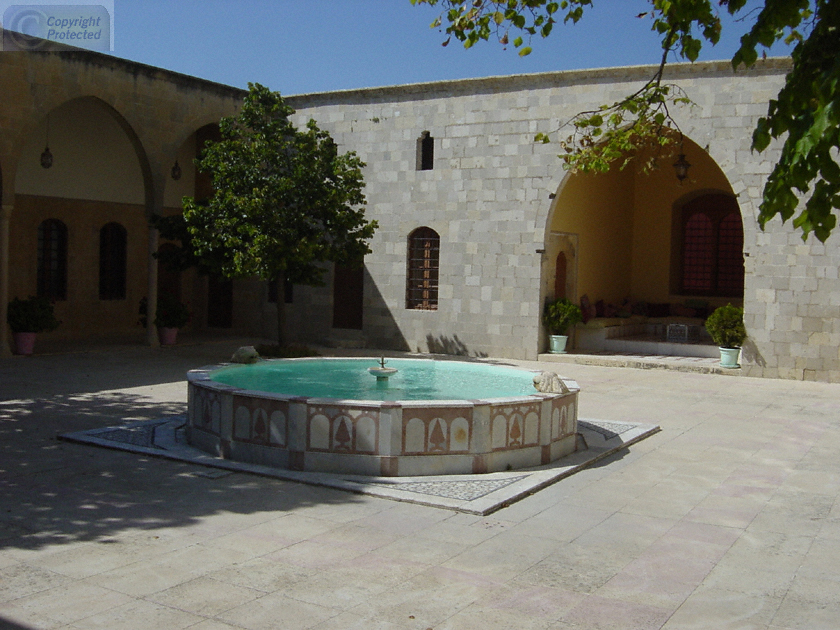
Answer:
xmin=12 ymin=332 xmax=37 ymax=355
xmin=158 ymin=327 xmax=178 ymax=346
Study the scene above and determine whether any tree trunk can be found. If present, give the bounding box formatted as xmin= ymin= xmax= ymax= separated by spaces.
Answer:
xmin=275 ymin=277 xmax=286 ymax=346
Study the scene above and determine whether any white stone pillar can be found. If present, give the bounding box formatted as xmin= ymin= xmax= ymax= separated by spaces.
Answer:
xmin=0 ymin=205 xmax=12 ymax=357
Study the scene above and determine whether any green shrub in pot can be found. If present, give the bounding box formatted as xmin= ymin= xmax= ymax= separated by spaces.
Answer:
xmin=7 ymin=296 xmax=60 ymax=334
xmin=705 ymin=304 xmax=746 ymax=349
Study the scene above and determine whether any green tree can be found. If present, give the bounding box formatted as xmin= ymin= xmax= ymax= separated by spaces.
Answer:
xmin=182 ymin=83 xmax=377 ymax=345
xmin=411 ymin=0 xmax=839 ymax=242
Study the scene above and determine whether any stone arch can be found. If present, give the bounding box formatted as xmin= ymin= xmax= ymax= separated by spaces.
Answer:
xmin=13 ymin=96 xmax=155 ymax=216
xmin=10 ymin=96 xmax=156 ymax=338
xmin=540 ymin=133 xmax=738 ymax=351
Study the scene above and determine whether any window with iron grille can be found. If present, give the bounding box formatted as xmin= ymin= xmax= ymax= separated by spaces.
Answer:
xmin=99 ymin=222 xmax=127 ymax=300
xmin=37 ymin=219 xmax=67 ymax=300
xmin=680 ymin=194 xmax=744 ymax=297
xmin=406 ymin=227 xmax=439 ymax=310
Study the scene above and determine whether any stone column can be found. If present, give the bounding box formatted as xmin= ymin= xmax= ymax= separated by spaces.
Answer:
xmin=146 ymin=224 xmax=160 ymax=347
xmin=0 ymin=205 xmax=12 ymax=357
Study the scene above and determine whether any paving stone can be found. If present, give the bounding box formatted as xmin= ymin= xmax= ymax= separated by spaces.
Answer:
xmin=2 ymin=342 xmax=840 ymax=630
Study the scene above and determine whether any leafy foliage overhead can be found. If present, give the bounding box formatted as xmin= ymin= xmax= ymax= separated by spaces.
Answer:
xmin=411 ymin=0 xmax=839 ymax=241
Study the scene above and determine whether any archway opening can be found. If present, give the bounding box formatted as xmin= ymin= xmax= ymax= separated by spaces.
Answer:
xmin=12 ymin=97 xmax=148 ymax=339
xmin=543 ymin=134 xmax=743 ymax=354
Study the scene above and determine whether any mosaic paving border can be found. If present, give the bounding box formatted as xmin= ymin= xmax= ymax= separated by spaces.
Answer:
xmin=60 ymin=415 xmax=659 ymax=515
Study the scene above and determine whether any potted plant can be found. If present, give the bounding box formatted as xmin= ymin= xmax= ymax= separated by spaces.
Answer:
xmin=705 ymin=304 xmax=747 ymax=368
xmin=543 ymin=297 xmax=583 ymax=354
xmin=6 ymin=296 xmax=60 ymax=355
xmin=153 ymin=294 xmax=190 ymax=345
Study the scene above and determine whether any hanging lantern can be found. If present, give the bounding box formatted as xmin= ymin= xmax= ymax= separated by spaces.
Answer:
xmin=673 ymin=153 xmax=691 ymax=183
xmin=40 ymin=114 xmax=53 ymax=169
xmin=40 ymin=146 xmax=53 ymax=169
xmin=171 ymin=160 xmax=182 ymax=180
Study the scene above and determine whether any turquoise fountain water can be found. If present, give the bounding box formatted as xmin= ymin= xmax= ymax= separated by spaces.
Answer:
xmin=209 ymin=358 xmax=536 ymax=401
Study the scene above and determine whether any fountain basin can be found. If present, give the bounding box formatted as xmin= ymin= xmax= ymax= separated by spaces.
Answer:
xmin=187 ymin=358 xmax=579 ymax=477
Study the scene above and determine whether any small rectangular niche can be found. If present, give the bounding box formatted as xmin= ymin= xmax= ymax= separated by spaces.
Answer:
xmin=416 ymin=131 xmax=434 ymax=170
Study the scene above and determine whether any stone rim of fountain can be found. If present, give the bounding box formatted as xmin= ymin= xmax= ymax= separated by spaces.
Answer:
xmin=186 ymin=357 xmax=580 ymax=477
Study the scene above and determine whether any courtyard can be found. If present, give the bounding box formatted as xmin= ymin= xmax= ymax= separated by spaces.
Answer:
xmin=1 ymin=339 xmax=839 ymax=629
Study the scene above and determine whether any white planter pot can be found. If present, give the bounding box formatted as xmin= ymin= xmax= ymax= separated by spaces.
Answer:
xmin=719 ymin=347 xmax=741 ymax=368
xmin=549 ymin=335 xmax=568 ymax=354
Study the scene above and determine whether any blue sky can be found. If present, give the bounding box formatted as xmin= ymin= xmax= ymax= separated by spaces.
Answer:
xmin=8 ymin=0 xmax=792 ymax=95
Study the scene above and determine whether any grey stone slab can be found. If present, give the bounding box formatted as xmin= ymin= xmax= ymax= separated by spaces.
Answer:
xmin=60 ymin=416 xmax=659 ymax=516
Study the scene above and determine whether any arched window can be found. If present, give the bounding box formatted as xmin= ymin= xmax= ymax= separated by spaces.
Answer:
xmin=406 ymin=227 xmax=440 ymax=310
xmin=99 ymin=222 xmax=127 ymax=300
xmin=37 ymin=219 xmax=67 ymax=300
xmin=416 ymin=131 xmax=434 ymax=171
xmin=678 ymin=194 xmax=744 ymax=297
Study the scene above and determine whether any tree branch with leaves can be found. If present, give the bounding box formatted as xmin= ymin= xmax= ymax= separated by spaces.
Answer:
xmin=412 ymin=0 xmax=838 ymax=241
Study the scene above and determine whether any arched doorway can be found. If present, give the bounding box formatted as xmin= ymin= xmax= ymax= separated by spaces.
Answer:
xmin=542 ymin=134 xmax=743 ymax=355
xmin=192 ymin=124 xmax=232 ymax=329
xmin=156 ymin=242 xmax=182 ymax=303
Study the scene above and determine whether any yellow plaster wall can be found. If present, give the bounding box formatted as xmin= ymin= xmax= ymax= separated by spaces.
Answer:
xmin=10 ymin=194 xmax=149 ymax=336
xmin=550 ymin=138 xmax=738 ymax=309
xmin=630 ymin=141 xmax=735 ymax=304
xmin=15 ymin=99 xmax=145 ymax=204
xmin=164 ymin=132 xmax=197 ymax=209
xmin=550 ymin=164 xmax=634 ymax=304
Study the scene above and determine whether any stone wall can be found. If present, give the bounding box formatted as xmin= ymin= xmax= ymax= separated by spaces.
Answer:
xmin=278 ymin=59 xmax=840 ymax=381
xmin=3 ymin=50 xmax=837 ymax=381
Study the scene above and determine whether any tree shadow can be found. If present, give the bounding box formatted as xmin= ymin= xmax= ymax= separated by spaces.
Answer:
xmin=0 ymin=339 xmax=255 ymax=400
xmin=0 ymin=613 xmax=39 ymax=629
xmin=425 ymin=334 xmax=488 ymax=358
xmin=741 ymin=337 xmax=766 ymax=368
xmin=0 ymin=364 xmax=373 ymax=554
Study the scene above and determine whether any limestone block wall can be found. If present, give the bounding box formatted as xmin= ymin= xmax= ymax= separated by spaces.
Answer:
xmin=277 ymin=59 xmax=840 ymax=381
xmin=742 ymin=232 xmax=840 ymax=381
xmin=285 ymin=76 xmax=580 ymax=359
xmin=4 ymin=50 xmax=837 ymax=381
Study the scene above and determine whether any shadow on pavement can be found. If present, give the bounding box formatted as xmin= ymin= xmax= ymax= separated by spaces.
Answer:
xmin=0 ymin=341 xmax=372 ymax=553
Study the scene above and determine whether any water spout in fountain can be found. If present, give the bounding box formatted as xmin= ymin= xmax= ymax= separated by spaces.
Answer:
xmin=368 ymin=356 xmax=398 ymax=382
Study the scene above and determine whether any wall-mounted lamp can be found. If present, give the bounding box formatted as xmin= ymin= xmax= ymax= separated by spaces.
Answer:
xmin=171 ymin=160 xmax=182 ymax=180
xmin=673 ymin=153 xmax=691 ymax=184
xmin=40 ymin=114 xmax=53 ymax=169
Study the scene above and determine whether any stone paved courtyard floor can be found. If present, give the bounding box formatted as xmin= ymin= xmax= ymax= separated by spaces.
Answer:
xmin=59 ymin=415 xmax=659 ymax=515
xmin=2 ymin=339 xmax=839 ymax=629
